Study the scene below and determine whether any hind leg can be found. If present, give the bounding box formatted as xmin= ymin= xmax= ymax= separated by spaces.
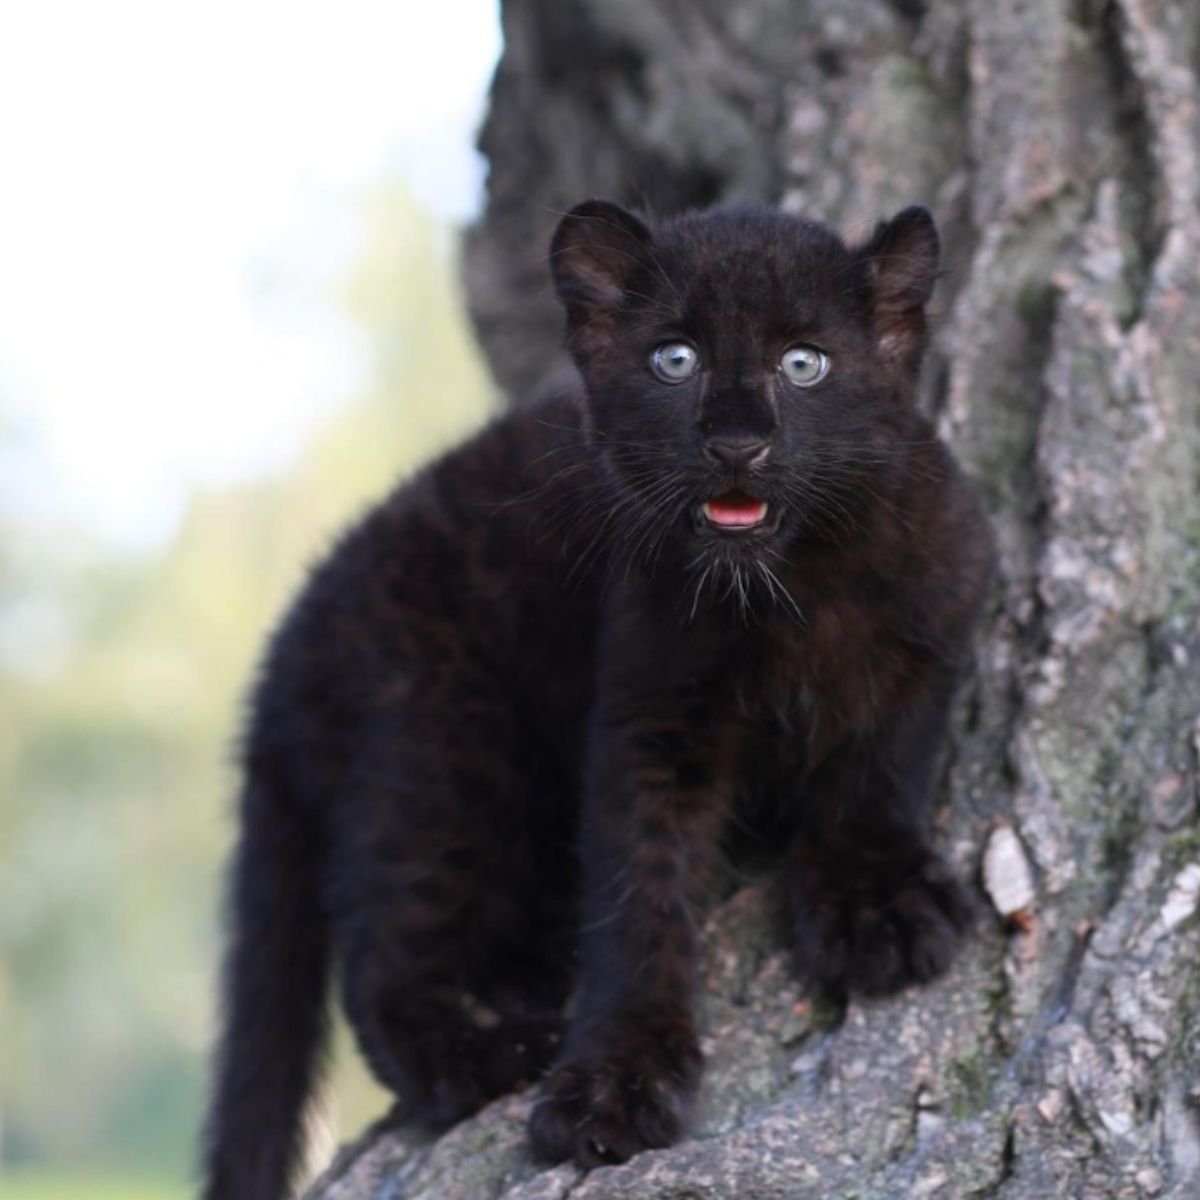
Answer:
xmin=334 ymin=677 xmax=577 ymax=1128
xmin=344 ymin=945 xmax=566 ymax=1127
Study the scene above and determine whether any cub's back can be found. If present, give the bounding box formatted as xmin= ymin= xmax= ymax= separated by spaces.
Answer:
xmin=245 ymin=393 xmax=607 ymax=815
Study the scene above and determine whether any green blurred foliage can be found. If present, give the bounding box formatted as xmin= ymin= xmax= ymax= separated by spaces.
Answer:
xmin=0 ymin=1169 xmax=187 ymax=1200
xmin=0 ymin=182 xmax=496 ymax=1191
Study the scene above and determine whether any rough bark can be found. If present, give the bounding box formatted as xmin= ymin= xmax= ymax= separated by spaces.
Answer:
xmin=305 ymin=0 xmax=1200 ymax=1196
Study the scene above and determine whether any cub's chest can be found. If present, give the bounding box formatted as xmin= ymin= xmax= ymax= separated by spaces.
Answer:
xmin=753 ymin=586 xmax=914 ymax=750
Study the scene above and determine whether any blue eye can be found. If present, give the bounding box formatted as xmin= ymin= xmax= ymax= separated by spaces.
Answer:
xmin=780 ymin=344 xmax=829 ymax=387
xmin=650 ymin=342 xmax=699 ymax=383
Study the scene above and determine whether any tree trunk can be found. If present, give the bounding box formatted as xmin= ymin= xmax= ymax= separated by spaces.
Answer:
xmin=306 ymin=0 xmax=1200 ymax=1195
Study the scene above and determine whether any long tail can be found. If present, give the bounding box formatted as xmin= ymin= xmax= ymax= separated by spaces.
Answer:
xmin=201 ymin=777 xmax=330 ymax=1200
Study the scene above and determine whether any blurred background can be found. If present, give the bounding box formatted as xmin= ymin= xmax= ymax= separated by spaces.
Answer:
xmin=0 ymin=2 xmax=502 ymax=1196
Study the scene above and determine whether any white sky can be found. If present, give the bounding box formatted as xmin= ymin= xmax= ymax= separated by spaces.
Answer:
xmin=0 ymin=0 xmax=501 ymax=548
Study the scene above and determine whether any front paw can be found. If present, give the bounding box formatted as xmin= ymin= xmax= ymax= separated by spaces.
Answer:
xmin=528 ymin=1022 xmax=702 ymax=1168
xmin=785 ymin=847 xmax=972 ymax=997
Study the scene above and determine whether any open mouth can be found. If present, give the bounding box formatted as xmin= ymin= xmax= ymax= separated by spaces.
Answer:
xmin=699 ymin=489 xmax=771 ymax=532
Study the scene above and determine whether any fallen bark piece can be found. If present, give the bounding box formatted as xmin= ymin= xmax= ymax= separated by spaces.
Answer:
xmin=1161 ymin=863 xmax=1200 ymax=931
xmin=982 ymin=823 xmax=1037 ymax=929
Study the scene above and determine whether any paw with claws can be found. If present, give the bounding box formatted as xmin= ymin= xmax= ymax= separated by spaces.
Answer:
xmin=785 ymin=845 xmax=972 ymax=997
xmin=528 ymin=1021 xmax=702 ymax=1168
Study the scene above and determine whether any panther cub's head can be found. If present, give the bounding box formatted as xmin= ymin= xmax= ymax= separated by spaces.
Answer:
xmin=550 ymin=199 xmax=940 ymax=577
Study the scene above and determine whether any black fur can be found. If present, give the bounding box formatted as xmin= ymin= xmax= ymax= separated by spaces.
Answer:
xmin=200 ymin=201 xmax=993 ymax=1197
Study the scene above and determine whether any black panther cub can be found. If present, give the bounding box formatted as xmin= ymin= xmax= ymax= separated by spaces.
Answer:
xmin=201 ymin=200 xmax=993 ymax=1199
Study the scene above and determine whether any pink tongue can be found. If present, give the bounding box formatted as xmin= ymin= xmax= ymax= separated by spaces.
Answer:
xmin=704 ymin=496 xmax=768 ymax=527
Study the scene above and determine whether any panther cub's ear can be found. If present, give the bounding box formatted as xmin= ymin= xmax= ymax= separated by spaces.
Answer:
xmin=855 ymin=206 xmax=940 ymax=374
xmin=550 ymin=200 xmax=654 ymax=354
